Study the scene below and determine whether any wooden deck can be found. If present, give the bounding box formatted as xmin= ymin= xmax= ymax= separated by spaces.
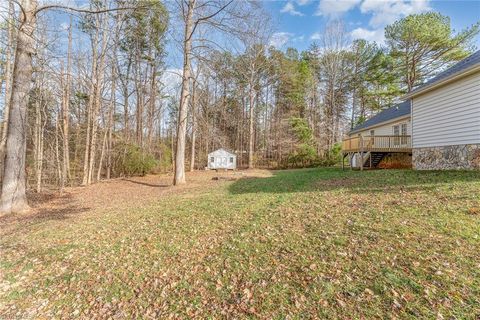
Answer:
xmin=342 ymin=135 xmax=412 ymax=153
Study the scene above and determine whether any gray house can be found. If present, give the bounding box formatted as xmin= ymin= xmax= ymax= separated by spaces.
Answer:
xmin=404 ymin=50 xmax=480 ymax=170
xmin=207 ymin=148 xmax=236 ymax=170
xmin=343 ymin=50 xmax=480 ymax=170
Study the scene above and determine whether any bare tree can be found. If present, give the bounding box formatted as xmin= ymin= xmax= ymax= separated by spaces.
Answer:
xmin=0 ymin=1 xmax=145 ymax=214
xmin=0 ymin=0 xmax=16 ymax=173
xmin=318 ymin=21 xmax=350 ymax=151
xmin=236 ymin=16 xmax=272 ymax=169
xmin=0 ymin=0 xmax=38 ymax=214
xmin=189 ymin=68 xmax=198 ymax=172
xmin=173 ymin=0 xmax=239 ymax=185
xmin=61 ymin=17 xmax=73 ymax=184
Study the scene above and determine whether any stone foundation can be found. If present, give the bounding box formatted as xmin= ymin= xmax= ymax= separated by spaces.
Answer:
xmin=413 ymin=144 xmax=480 ymax=170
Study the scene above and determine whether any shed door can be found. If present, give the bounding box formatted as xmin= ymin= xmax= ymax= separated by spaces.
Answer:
xmin=215 ymin=157 xmax=227 ymax=167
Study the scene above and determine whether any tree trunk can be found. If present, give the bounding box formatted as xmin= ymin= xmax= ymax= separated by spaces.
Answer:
xmin=106 ymin=107 xmax=114 ymax=180
xmin=0 ymin=0 xmax=37 ymax=214
xmin=170 ymin=126 xmax=175 ymax=170
xmin=189 ymin=79 xmax=197 ymax=172
xmin=33 ymin=99 xmax=44 ymax=193
xmin=134 ymin=55 xmax=144 ymax=147
xmin=248 ymin=81 xmax=255 ymax=169
xmin=55 ymin=114 xmax=63 ymax=193
xmin=0 ymin=0 xmax=15 ymax=156
xmin=146 ymin=60 xmax=156 ymax=150
xmin=62 ymin=17 xmax=73 ymax=183
xmin=96 ymin=123 xmax=108 ymax=181
xmin=174 ymin=0 xmax=195 ymax=185
xmin=122 ymin=61 xmax=131 ymax=140
xmin=87 ymin=20 xmax=108 ymax=185
xmin=81 ymin=24 xmax=98 ymax=186
xmin=106 ymin=62 xmax=117 ymax=180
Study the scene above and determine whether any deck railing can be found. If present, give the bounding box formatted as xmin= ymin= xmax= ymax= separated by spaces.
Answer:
xmin=342 ymin=135 xmax=411 ymax=153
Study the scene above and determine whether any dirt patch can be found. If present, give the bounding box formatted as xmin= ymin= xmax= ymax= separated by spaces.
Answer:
xmin=0 ymin=169 xmax=271 ymax=232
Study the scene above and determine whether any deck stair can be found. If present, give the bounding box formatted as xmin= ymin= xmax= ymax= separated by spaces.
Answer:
xmin=365 ymin=152 xmax=386 ymax=168
xmin=341 ymin=135 xmax=411 ymax=170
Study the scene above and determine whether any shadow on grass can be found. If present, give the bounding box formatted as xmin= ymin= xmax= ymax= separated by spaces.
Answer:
xmin=228 ymin=167 xmax=480 ymax=195
xmin=0 ymin=192 xmax=90 ymax=236
xmin=122 ymin=178 xmax=170 ymax=188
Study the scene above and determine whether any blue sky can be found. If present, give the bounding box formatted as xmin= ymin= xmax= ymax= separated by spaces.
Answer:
xmin=3 ymin=0 xmax=476 ymax=75
xmin=263 ymin=0 xmax=480 ymax=51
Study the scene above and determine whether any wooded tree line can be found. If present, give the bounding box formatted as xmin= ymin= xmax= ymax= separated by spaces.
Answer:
xmin=0 ymin=0 xmax=478 ymax=213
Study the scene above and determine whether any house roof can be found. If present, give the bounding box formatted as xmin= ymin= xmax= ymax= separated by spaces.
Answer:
xmin=404 ymin=50 xmax=480 ymax=99
xmin=349 ymin=100 xmax=411 ymax=134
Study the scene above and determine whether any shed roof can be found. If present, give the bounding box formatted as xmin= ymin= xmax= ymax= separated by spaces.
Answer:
xmin=405 ymin=50 xmax=480 ymax=98
xmin=208 ymin=148 xmax=235 ymax=156
xmin=349 ymin=100 xmax=411 ymax=134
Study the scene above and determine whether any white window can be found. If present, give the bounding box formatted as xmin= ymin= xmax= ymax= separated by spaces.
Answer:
xmin=210 ymin=157 xmax=214 ymax=163
xmin=230 ymin=157 xmax=234 ymax=163
xmin=393 ymin=125 xmax=400 ymax=145
xmin=369 ymin=130 xmax=375 ymax=147
xmin=393 ymin=125 xmax=399 ymax=135
xmin=401 ymin=123 xmax=407 ymax=144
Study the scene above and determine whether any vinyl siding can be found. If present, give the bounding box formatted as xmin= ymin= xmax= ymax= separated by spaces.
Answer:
xmin=412 ymin=71 xmax=480 ymax=148
xmin=353 ymin=118 xmax=411 ymax=137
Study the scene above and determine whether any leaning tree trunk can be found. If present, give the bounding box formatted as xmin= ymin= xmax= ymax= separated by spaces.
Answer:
xmin=96 ymin=122 xmax=108 ymax=181
xmin=174 ymin=0 xmax=195 ymax=185
xmin=0 ymin=0 xmax=37 ymax=214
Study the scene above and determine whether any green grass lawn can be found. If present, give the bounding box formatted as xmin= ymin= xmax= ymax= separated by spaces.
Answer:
xmin=1 ymin=168 xmax=480 ymax=318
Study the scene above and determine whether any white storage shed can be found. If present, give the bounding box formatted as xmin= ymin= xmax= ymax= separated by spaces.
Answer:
xmin=207 ymin=148 xmax=236 ymax=170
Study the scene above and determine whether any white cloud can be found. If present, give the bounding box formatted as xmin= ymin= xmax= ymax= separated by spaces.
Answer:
xmin=310 ymin=32 xmax=322 ymax=40
xmin=60 ymin=22 xmax=70 ymax=31
xmin=310 ymin=0 xmax=430 ymax=47
xmin=360 ymin=0 xmax=431 ymax=27
xmin=161 ymin=68 xmax=183 ymax=96
xmin=296 ymin=0 xmax=311 ymax=5
xmin=351 ymin=27 xmax=385 ymax=43
xmin=269 ymin=32 xmax=294 ymax=48
xmin=281 ymin=2 xmax=304 ymax=16
xmin=293 ymin=35 xmax=305 ymax=42
xmin=315 ymin=0 xmax=362 ymax=16
xmin=313 ymin=0 xmax=431 ymax=26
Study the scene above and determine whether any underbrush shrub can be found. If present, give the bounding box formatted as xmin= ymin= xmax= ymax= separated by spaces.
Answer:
xmin=151 ymin=143 xmax=173 ymax=173
xmin=287 ymin=117 xmax=319 ymax=168
xmin=321 ymin=143 xmax=342 ymax=166
xmin=124 ymin=145 xmax=158 ymax=176
xmin=316 ymin=156 xmax=338 ymax=167
xmin=282 ymin=118 xmax=344 ymax=169
xmin=114 ymin=143 xmax=159 ymax=176
xmin=287 ymin=143 xmax=318 ymax=167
